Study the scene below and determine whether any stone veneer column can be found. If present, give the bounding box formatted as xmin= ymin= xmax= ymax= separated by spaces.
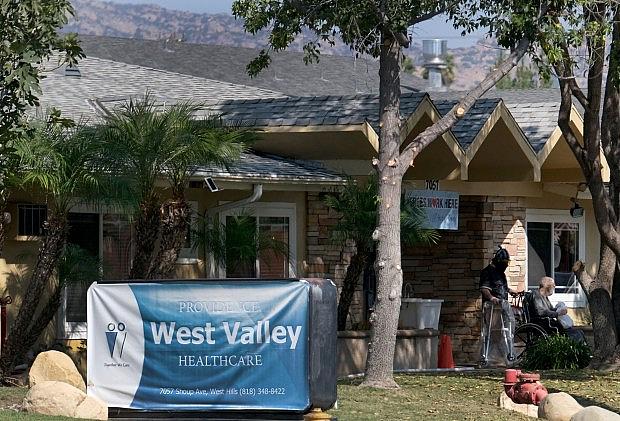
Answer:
xmin=305 ymin=192 xmax=363 ymax=328
xmin=401 ymin=195 xmax=526 ymax=364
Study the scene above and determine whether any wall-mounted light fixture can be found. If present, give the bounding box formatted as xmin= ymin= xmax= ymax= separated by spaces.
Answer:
xmin=570 ymin=183 xmax=587 ymax=218
xmin=204 ymin=177 xmax=220 ymax=193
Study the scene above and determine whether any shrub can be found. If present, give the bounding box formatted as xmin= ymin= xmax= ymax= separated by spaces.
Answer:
xmin=522 ymin=334 xmax=591 ymax=370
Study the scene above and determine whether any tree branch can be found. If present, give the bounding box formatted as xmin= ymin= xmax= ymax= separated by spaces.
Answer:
xmin=408 ymin=1 xmax=459 ymax=26
xmin=572 ymin=260 xmax=594 ymax=296
xmin=551 ymin=21 xmax=589 ymax=110
xmin=601 ymin=8 xmax=620 ymax=184
xmin=555 ymin=69 xmax=587 ymax=169
xmin=398 ymin=37 xmax=531 ymax=174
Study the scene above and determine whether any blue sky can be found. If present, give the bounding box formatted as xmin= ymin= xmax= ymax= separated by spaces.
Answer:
xmin=105 ymin=0 xmax=485 ymax=48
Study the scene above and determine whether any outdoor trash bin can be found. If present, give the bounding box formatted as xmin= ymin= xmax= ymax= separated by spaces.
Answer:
xmin=399 ymin=298 xmax=444 ymax=329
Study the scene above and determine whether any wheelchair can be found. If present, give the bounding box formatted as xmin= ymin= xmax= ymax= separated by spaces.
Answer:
xmin=480 ymin=291 xmax=556 ymax=366
xmin=511 ymin=291 xmax=558 ymax=362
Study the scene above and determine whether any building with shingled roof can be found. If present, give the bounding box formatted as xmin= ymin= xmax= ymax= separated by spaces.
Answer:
xmin=0 ymin=38 xmax=601 ymax=371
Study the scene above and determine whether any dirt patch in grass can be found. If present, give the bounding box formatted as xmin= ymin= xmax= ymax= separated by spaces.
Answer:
xmin=331 ymin=370 xmax=620 ymax=421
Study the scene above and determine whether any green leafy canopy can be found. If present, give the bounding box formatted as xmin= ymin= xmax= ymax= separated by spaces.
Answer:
xmin=232 ymin=0 xmax=564 ymax=77
xmin=0 ymin=0 xmax=83 ymax=142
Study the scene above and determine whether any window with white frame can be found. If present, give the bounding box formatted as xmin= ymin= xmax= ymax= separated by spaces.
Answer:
xmin=219 ymin=203 xmax=296 ymax=279
xmin=526 ymin=209 xmax=586 ymax=307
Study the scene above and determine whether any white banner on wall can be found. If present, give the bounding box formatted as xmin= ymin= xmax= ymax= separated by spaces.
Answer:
xmin=407 ymin=190 xmax=459 ymax=230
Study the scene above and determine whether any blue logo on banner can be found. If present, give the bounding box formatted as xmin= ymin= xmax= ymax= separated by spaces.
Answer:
xmin=106 ymin=322 xmax=126 ymax=358
xmin=126 ymin=281 xmax=310 ymax=411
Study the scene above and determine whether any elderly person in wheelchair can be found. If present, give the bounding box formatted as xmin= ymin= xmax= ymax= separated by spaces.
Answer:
xmin=528 ymin=276 xmax=586 ymax=343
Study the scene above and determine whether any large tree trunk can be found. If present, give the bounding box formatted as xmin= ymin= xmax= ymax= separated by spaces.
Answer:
xmin=0 ymin=212 xmax=67 ymax=379
xmin=0 ymin=189 xmax=9 ymax=257
xmin=148 ymin=193 xmax=191 ymax=279
xmin=359 ymin=29 xmax=531 ymax=390
xmin=556 ymin=11 xmax=620 ymax=366
xmin=129 ymin=195 xmax=160 ymax=279
xmin=613 ymin=266 xmax=620 ymax=337
xmin=19 ymin=286 xmax=63 ymax=359
xmin=361 ymin=33 xmax=403 ymax=389
xmin=573 ymin=253 xmax=618 ymax=366
xmin=0 ymin=205 xmax=6 ymax=258
xmin=338 ymin=252 xmax=368 ymax=331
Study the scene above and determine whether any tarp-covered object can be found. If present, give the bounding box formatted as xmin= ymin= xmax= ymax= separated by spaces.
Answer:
xmin=87 ymin=281 xmax=311 ymax=411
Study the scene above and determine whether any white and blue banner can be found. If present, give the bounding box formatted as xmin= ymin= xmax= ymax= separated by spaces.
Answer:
xmin=87 ymin=281 xmax=310 ymax=411
xmin=407 ymin=189 xmax=459 ymax=230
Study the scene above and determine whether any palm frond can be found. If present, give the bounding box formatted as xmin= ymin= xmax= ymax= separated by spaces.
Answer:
xmin=14 ymin=116 xmax=121 ymax=214
xmin=57 ymin=244 xmax=102 ymax=287
xmin=192 ymin=211 xmax=288 ymax=273
xmin=324 ymin=175 xmax=439 ymax=251
xmin=401 ymin=196 xmax=440 ymax=246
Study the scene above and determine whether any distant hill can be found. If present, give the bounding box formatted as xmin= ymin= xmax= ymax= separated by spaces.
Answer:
xmin=66 ymin=0 xmax=499 ymax=90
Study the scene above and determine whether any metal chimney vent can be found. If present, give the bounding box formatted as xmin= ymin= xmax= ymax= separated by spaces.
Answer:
xmin=64 ymin=65 xmax=81 ymax=77
xmin=422 ymin=39 xmax=448 ymax=91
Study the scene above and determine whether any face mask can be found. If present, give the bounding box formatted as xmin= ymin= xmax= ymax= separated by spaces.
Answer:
xmin=495 ymin=262 xmax=508 ymax=272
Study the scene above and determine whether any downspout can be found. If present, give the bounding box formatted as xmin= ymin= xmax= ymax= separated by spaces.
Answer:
xmin=203 ymin=184 xmax=263 ymax=278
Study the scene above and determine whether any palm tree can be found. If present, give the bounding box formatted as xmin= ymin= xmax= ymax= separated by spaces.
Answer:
xmin=92 ymin=97 xmax=255 ymax=279
xmin=325 ymin=176 xmax=439 ymax=331
xmin=0 ymin=117 xmax=113 ymax=378
xmin=20 ymin=244 xmax=101 ymax=361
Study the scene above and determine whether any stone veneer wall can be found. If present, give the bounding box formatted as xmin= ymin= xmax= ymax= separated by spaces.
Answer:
xmin=305 ymin=192 xmax=527 ymax=363
xmin=402 ymin=195 xmax=526 ymax=364
xmin=305 ymin=192 xmax=364 ymax=328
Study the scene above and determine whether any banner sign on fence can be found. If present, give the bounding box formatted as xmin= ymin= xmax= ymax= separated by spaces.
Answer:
xmin=407 ymin=190 xmax=460 ymax=230
xmin=87 ymin=281 xmax=310 ymax=411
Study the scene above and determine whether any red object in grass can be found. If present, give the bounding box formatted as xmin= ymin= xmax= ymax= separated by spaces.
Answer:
xmin=504 ymin=369 xmax=548 ymax=405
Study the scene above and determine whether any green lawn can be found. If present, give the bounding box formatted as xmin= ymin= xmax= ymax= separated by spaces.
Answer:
xmin=332 ymin=371 xmax=620 ymax=420
xmin=0 ymin=371 xmax=618 ymax=420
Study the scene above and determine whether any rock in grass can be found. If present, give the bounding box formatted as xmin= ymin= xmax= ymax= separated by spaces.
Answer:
xmin=23 ymin=380 xmax=107 ymax=420
xmin=570 ymin=406 xmax=620 ymax=421
xmin=29 ymin=350 xmax=86 ymax=392
xmin=538 ymin=392 xmax=583 ymax=421
xmin=74 ymin=395 xmax=109 ymax=420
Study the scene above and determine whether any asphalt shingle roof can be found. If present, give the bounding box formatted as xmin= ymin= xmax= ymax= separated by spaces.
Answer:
xmin=432 ymin=89 xmax=562 ymax=153
xmin=190 ymin=92 xmax=427 ymax=131
xmin=196 ymin=153 xmax=345 ymax=184
xmin=38 ymin=55 xmax=285 ymax=122
xmin=489 ymin=90 xmax=561 ymax=153
xmin=78 ymin=35 xmax=426 ymax=97
xmin=433 ymin=98 xmax=501 ymax=149
xmin=35 ymin=56 xmax=344 ymax=185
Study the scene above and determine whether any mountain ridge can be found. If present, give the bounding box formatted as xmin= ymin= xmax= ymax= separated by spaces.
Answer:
xmin=66 ymin=0 xmax=498 ymax=90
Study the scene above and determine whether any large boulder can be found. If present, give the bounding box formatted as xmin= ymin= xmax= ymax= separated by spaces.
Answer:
xmin=75 ymin=395 xmax=109 ymax=420
xmin=498 ymin=391 xmax=539 ymax=417
xmin=29 ymin=350 xmax=86 ymax=392
xmin=571 ymin=406 xmax=620 ymax=421
xmin=23 ymin=381 xmax=107 ymax=420
xmin=539 ymin=392 xmax=584 ymax=421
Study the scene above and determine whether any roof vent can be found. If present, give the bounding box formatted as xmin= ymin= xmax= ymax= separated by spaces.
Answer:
xmin=422 ymin=39 xmax=447 ymax=91
xmin=64 ymin=65 xmax=81 ymax=78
